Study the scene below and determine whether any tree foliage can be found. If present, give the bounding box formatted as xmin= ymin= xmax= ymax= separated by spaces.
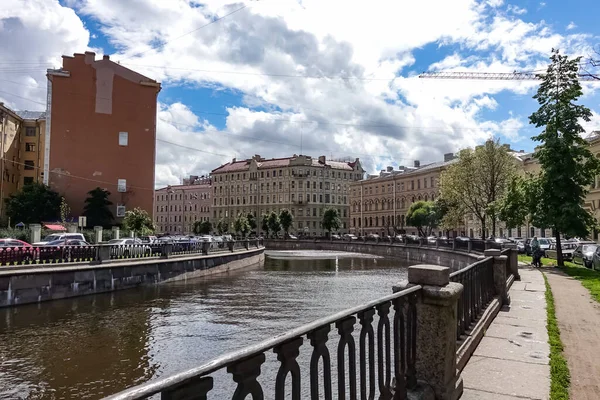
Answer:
xmin=233 ymin=214 xmax=250 ymax=238
xmin=5 ymin=183 xmax=61 ymax=224
xmin=123 ymin=207 xmax=154 ymax=236
xmin=267 ymin=212 xmax=281 ymax=237
xmin=246 ymin=213 xmax=257 ymax=232
xmin=406 ymin=201 xmax=442 ymax=237
xmin=526 ymin=49 xmax=600 ymax=265
xmin=322 ymin=208 xmax=341 ymax=235
xmin=261 ymin=214 xmax=270 ymax=237
xmin=83 ymin=187 xmax=113 ymax=227
xmin=279 ymin=209 xmax=294 ymax=234
xmin=194 ymin=220 xmax=212 ymax=235
xmin=59 ymin=197 xmax=71 ymax=226
xmin=440 ymin=139 xmax=516 ymax=238
xmin=216 ymin=218 xmax=229 ymax=235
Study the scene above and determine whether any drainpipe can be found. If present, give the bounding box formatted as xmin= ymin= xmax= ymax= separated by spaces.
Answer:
xmin=360 ymin=182 xmax=363 ymax=237
xmin=0 ymin=113 xmax=6 ymax=220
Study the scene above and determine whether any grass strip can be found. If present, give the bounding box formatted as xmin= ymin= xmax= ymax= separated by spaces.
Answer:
xmin=543 ymin=273 xmax=570 ymax=400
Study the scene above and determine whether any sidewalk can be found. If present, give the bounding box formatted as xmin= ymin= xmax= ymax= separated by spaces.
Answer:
xmin=544 ymin=268 xmax=600 ymax=399
xmin=461 ymin=266 xmax=550 ymax=399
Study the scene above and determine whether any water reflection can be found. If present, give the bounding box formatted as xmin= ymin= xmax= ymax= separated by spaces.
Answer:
xmin=0 ymin=250 xmax=409 ymax=399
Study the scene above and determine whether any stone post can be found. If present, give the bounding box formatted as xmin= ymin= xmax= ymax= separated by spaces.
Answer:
xmin=93 ymin=226 xmax=103 ymax=244
xmin=393 ymin=265 xmax=464 ymax=400
xmin=244 ymin=239 xmax=249 ymax=250
xmin=67 ymin=224 xmax=77 ymax=233
xmin=228 ymin=240 xmax=235 ymax=252
xmin=92 ymin=245 xmax=112 ymax=265
xmin=452 ymin=238 xmax=456 ymax=251
xmin=202 ymin=241 xmax=211 ymax=255
xmin=30 ymin=224 xmax=41 ymax=244
xmin=502 ymin=243 xmax=520 ymax=281
xmin=161 ymin=243 xmax=173 ymax=259
xmin=467 ymin=240 xmax=472 ymax=253
xmin=112 ymin=226 xmax=120 ymax=240
xmin=484 ymin=249 xmax=510 ymax=306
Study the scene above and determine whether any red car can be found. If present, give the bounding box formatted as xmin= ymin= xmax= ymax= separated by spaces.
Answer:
xmin=0 ymin=239 xmax=37 ymax=265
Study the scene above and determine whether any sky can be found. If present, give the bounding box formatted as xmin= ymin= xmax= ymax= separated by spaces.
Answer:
xmin=1 ymin=0 xmax=599 ymax=188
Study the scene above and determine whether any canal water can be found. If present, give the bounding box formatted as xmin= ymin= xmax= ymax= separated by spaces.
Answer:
xmin=0 ymin=250 xmax=410 ymax=399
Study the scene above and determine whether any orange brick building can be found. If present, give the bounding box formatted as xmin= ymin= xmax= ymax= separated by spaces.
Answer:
xmin=45 ymin=52 xmax=161 ymax=223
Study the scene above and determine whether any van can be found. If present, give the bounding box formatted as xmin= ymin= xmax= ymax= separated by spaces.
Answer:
xmin=33 ymin=233 xmax=86 ymax=246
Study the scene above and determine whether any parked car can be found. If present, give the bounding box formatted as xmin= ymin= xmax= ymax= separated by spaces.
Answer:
xmin=546 ymin=242 xmax=578 ymax=261
xmin=525 ymin=238 xmax=552 ymax=256
xmin=139 ymin=235 xmax=158 ymax=244
xmin=343 ymin=234 xmax=358 ymax=240
xmin=367 ymin=234 xmax=380 ymax=240
xmin=515 ymin=239 xmax=526 ymax=254
xmin=287 ymin=234 xmax=298 ymax=240
xmin=107 ymin=238 xmax=152 ymax=257
xmin=573 ymin=243 xmax=599 ymax=268
xmin=33 ymin=233 xmax=85 ymax=246
xmin=427 ymin=236 xmax=437 ymax=244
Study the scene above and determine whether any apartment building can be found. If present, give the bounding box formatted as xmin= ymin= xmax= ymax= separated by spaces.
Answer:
xmin=0 ymin=104 xmax=46 ymax=220
xmin=210 ymin=154 xmax=364 ymax=236
xmin=154 ymin=176 xmax=212 ymax=234
xmin=46 ymin=51 xmax=161 ymax=221
xmin=350 ymin=156 xmax=457 ymax=237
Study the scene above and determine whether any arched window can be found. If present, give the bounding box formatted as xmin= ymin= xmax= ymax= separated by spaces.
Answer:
xmin=424 ymin=194 xmax=428 ymax=201
xmin=530 ymin=227 xmax=535 ymax=237
xmin=353 ymin=218 xmax=356 ymax=227
xmin=375 ymin=216 xmax=379 ymax=226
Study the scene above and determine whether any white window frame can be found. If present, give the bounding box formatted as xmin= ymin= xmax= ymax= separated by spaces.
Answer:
xmin=119 ymin=132 xmax=128 ymax=146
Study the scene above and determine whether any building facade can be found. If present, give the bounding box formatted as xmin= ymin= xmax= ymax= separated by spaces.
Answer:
xmin=210 ymin=154 xmax=364 ymax=236
xmin=0 ymin=104 xmax=46 ymax=221
xmin=154 ymin=177 xmax=212 ymax=234
xmin=46 ymin=51 xmax=161 ymax=222
xmin=349 ymin=156 xmax=457 ymax=237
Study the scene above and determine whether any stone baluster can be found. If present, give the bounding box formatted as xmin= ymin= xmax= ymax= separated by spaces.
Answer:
xmin=393 ymin=265 xmax=463 ymax=400
xmin=93 ymin=226 xmax=103 ymax=244
xmin=484 ymin=249 xmax=510 ymax=305
xmin=30 ymin=223 xmax=41 ymax=244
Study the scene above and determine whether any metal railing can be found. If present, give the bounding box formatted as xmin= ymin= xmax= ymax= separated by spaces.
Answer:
xmin=104 ymin=285 xmax=422 ymax=400
xmin=449 ymin=257 xmax=495 ymax=341
xmin=0 ymin=239 xmax=264 ymax=267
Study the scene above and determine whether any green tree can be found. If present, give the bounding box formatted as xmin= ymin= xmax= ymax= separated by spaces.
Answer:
xmin=246 ymin=213 xmax=257 ymax=233
xmin=267 ymin=211 xmax=281 ymax=237
xmin=498 ymin=175 xmax=531 ymax=231
xmin=123 ymin=207 xmax=154 ymax=237
xmin=216 ymin=218 xmax=229 ymax=235
xmin=193 ymin=220 xmax=212 ymax=235
xmin=279 ymin=209 xmax=294 ymax=235
xmin=83 ymin=187 xmax=113 ymax=227
xmin=234 ymin=214 xmax=250 ymax=238
xmin=406 ymin=201 xmax=441 ymax=237
xmin=5 ymin=183 xmax=61 ymax=224
xmin=527 ymin=49 xmax=600 ymax=266
xmin=261 ymin=213 xmax=270 ymax=238
xmin=440 ymin=139 xmax=516 ymax=238
xmin=322 ymin=208 xmax=341 ymax=237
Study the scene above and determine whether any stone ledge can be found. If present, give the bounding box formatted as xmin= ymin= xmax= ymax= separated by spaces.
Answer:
xmin=408 ymin=264 xmax=450 ymax=286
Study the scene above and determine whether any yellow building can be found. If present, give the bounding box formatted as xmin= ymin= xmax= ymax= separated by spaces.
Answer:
xmin=0 ymin=104 xmax=46 ymax=221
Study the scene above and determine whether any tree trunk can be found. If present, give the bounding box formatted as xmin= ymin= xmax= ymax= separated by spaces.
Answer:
xmin=480 ymin=218 xmax=486 ymax=239
xmin=491 ymin=217 xmax=496 ymax=238
xmin=555 ymin=230 xmax=563 ymax=267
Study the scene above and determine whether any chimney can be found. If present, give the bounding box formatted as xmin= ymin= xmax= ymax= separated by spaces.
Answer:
xmin=386 ymin=166 xmax=393 ymax=172
xmin=519 ymin=150 xmax=524 ymax=153
xmin=232 ymin=158 xmax=237 ymax=163
xmin=318 ymin=155 xmax=326 ymax=164
xmin=444 ymin=153 xmax=455 ymax=162
xmin=103 ymin=55 xmax=110 ymax=60
xmin=399 ymin=165 xmax=405 ymax=171
xmin=414 ymin=160 xmax=420 ymax=168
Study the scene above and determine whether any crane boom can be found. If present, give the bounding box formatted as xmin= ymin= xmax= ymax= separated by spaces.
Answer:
xmin=419 ymin=71 xmax=599 ymax=81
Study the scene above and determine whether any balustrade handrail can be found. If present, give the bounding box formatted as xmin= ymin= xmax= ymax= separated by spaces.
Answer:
xmin=449 ymin=256 xmax=492 ymax=278
xmin=104 ymin=284 xmax=422 ymax=399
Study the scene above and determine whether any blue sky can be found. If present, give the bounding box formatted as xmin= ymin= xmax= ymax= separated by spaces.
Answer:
xmin=3 ymin=0 xmax=600 ymax=185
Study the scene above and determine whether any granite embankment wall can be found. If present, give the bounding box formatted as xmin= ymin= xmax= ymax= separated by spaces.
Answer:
xmin=0 ymin=248 xmax=265 ymax=308
xmin=264 ymin=240 xmax=479 ymax=271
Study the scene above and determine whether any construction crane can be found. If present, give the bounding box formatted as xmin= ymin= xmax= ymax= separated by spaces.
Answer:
xmin=418 ymin=71 xmax=599 ymax=81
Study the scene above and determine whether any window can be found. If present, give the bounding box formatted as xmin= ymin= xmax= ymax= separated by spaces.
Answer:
xmin=119 ymin=132 xmax=128 ymax=146
xmin=25 ymin=127 xmax=36 ymax=137
xmin=23 ymin=176 xmax=34 ymax=185
xmin=117 ymin=179 xmax=127 ymax=192
xmin=25 ymin=143 xmax=35 ymax=152
xmin=24 ymin=160 xmax=34 ymax=170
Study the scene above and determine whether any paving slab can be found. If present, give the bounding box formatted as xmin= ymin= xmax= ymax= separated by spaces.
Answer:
xmin=461 ymin=388 xmax=528 ymax=400
xmin=486 ymin=321 xmax=549 ymax=345
xmin=494 ymin=303 xmax=546 ymax=321
xmin=462 ymin=356 xmax=549 ymax=399
xmin=473 ymin=336 xmax=549 ymax=365
xmin=524 ymin=283 xmax=546 ymax=292
xmin=493 ymin=314 xmax=546 ymax=329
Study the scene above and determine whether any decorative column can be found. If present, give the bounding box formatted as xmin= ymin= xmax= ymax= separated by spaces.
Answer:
xmin=393 ymin=265 xmax=464 ymax=400
xmin=30 ymin=224 xmax=41 ymax=244
xmin=484 ymin=249 xmax=510 ymax=305
xmin=93 ymin=226 xmax=103 ymax=244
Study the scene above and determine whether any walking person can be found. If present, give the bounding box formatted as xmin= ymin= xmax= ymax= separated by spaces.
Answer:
xmin=531 ymin=236 xmax=542 ymax=268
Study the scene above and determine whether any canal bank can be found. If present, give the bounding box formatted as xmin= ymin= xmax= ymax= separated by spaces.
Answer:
xmin=0 ymin=247 xmax=264 ymax=308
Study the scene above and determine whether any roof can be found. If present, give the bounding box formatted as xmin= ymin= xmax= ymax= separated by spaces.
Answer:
xmin=15 ymin=110 xmax=46 ymax=120
xmin=155 ymin=183 xmax=211 ymax=192
xmin=211 ymin=155 xmax=356 ymax=174
xmin=356 ymin=158 xmax=458 ymax=183
xmin=44 ymin=224 xmax=66 ymax=231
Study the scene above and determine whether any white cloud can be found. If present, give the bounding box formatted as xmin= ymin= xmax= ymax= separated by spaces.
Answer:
xmin=3 ymin=0 xmax=600 ymax=186
xmin=566 ymin=22 xmax=577 ymax=31
xmin=507 ymin=4 xmax=527 ymax=15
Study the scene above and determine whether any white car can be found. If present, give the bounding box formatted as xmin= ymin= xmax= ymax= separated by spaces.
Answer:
xmin=107 ymin=238 xmax=152 ymax=257
xmin=34 ymin=233 xmax=86 ymax=246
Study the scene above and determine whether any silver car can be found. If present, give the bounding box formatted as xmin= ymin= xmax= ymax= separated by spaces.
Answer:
xmin=573 ymin=244 xmax=597 ymax=268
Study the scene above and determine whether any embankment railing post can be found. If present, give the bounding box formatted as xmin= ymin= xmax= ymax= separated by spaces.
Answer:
xmin=501 ymin=243 xmax=520 ymax=281
xmin=484 ymin=249 xmax=510 ymax=306
xmin=393 ymin=265 xmax=464 ymax=400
